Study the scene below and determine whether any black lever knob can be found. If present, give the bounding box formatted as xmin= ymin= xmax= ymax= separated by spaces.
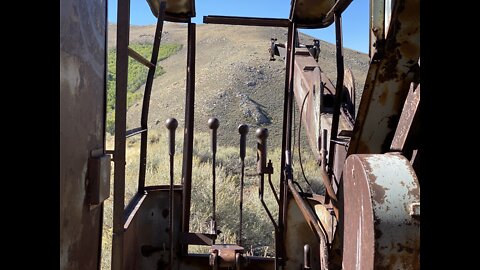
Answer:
xmin=238 ymin=124 xmax=249 ymax=160
xmin=256 ymin=128 xmax=269 ymax=174
xmin=208 ymin=117 xmax=220 ymax=154
xmin=165 ymin=118 xmax=178 ymax=156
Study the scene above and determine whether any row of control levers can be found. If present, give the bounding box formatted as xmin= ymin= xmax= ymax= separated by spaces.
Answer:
xmin=165 ymin=117 xmax=277 ymax=270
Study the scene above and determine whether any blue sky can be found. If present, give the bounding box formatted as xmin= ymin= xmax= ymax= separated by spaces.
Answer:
xmin=108 ymin=0 xmax=369 ymax=53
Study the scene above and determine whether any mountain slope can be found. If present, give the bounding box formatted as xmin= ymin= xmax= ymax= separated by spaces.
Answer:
xmin=108 ymin=23 xmax=369 ymax=148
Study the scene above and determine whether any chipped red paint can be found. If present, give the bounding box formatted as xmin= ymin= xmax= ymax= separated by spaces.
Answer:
xmin=342 ymin=154 xmax=420 ymax=270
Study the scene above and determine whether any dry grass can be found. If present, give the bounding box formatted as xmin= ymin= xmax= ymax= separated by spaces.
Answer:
xmin=101 ymin=125 xmax=323 ymax=269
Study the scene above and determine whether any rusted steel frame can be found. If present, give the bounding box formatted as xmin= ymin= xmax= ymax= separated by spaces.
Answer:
xmin=112 ymin=0 xmax=130 ymax=269
xmin=287 ymin=179 xmax=329 ymax=270
xmin=181 ymin=21 xmax=196 ymax=255
xmin=322 ymin=0 xmax=353 ymax=24
xmin=181 ymin=232 xmax=216 ymax=246
xmin=125 ymin=127 xmax=147 ymax=138
xmin=181 ymin=253 xmax=274 ymax=270
xmin=390 ymin=83 xmax=420 ymax=153
xmin=347 ymin=0 xmax=420 ymax=156
xmin=369 ymin=0 xmax=386 ymax=59
xmin=127 ymin=47 xmax=155 ymax=69
xmin=278 ymin=22 xmax=295 ymax=269
xmin=203 ymin=15 xmax=290 ymax=27
xmin=138 ymin=2 xmax=166 ymax=192
xmin=327 ymin=13 xmax=344 ymax=179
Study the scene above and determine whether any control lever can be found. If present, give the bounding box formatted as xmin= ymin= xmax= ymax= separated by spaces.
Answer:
xmin=256 ymin=128 xmax=278 ymax=231
xmin=208 ymin=117 xmax=220 ymax=240
xmin=165 ymin=118 xmax=178 ymax=267
xmin=237 ymin=124 xmax=249 ymax=245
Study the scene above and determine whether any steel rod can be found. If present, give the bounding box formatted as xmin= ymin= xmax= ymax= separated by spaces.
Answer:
xmin=181 ymin=22 xmax=196 ymax=254
xmin=327 ymin=13 xmax=344 ymax=180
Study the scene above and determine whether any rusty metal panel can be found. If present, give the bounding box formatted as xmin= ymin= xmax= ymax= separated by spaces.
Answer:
xmin=60 ymin=0 xmax=107 ymax=268
xmin=293 ymin=48 xmax=322 ymax=161
xmin=147 ymin=0 xmax=195 ymax=22
xmin=122 ymin=187 xmax=183 ymax=270
xmin=369 ymin=0 xmax=386 ymax=59
xmin=290 ymin=0 xmax=336 ymax=28
xmin=342 ymin=154 xmax=420 ymax=270
xmin=348 ymin=0 xmax=420 ymax=155
xmin=284 ymin=196 xmax=321 ymax=270
xmin=180 ymin=254 xmax=274 ymax=270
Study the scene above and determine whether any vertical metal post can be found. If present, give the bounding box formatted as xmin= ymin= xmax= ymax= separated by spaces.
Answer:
xmin=327 ymin=13 xmax=344 ymax=179
xmin=181 ymin=21 xmax=196 ymax=254
xmin=166 ymin=118 xmax=178 ymax=269
xmin=112 ymin=0 xmax=130 ymax=269
xmin=278 ymin=21 xmax=295 ymax=270
xmin=138 ymin=0 xmax=166 ymax=192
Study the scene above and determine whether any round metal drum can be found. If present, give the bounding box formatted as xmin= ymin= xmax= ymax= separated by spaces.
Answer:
xmin=342 ymin=154 xmax=420 ymax=269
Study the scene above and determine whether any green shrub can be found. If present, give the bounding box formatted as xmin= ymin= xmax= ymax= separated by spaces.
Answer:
xmin=105 ymin=43 xmax=182 ymax=134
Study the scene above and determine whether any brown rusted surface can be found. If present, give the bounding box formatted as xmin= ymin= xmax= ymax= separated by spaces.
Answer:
xmin=181 ymin=254 xmax=273 ymax=270
xmin=390 ymin=83 xmax=420 ymax=153
xmin=210 ymin=244 xmax=244 ymax=268
xmin=369 ymin=0 xmax=386 ymax=59
xmin=182 ymin=22 xmax=196 ymax=254
xmin=348 ymin=0 xmax=420 ymax=156
xmin=204 ymin=16 xmax=290 ymax=27
xmin=122 ymin=186 xmax=183 ymax=270
xmin=342 ymin=154 xmax=420 ymax=270
xmin=290 ymin=0 xmax=336 ymax=28
xmin=112 ymin=0 xmax=131 ymax=268
xmin=147 ymin=0 xmax=195 ymax=22
xmin=60 ymin=0 xmax=106 ymax=268
xmin=293 ymin=48 xmax=323 ymax=161
xmin=343 ymin=68 xmax=355 ymax=118
xmin=287 ymin=180 xmax=329 ymax=270
xmin=284 ymin=196 xmax=322 ymax=270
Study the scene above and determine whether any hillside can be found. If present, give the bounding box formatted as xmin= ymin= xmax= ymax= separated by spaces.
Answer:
xmin=108 ymin=23 xmax=369 ymax=149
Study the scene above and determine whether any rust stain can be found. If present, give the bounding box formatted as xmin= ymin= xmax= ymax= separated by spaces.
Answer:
xmin=378 ymin=90 xmax=388 ymax=105
xmin=371 ymin=182 xmax=386 ymax=204
xmin=357 ymin=140 xmax=372 ymax=154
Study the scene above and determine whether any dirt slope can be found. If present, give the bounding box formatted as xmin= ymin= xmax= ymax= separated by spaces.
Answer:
xmin=108 ymin=23 xmax=369 ymax=148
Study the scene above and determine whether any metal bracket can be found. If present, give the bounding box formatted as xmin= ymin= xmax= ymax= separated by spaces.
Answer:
xmin=86 ymin=149 xmax=111 ymax=208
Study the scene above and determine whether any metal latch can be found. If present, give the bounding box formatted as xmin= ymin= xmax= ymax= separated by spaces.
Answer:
xmin=86 ymin=150 xmax=111 ymax=207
